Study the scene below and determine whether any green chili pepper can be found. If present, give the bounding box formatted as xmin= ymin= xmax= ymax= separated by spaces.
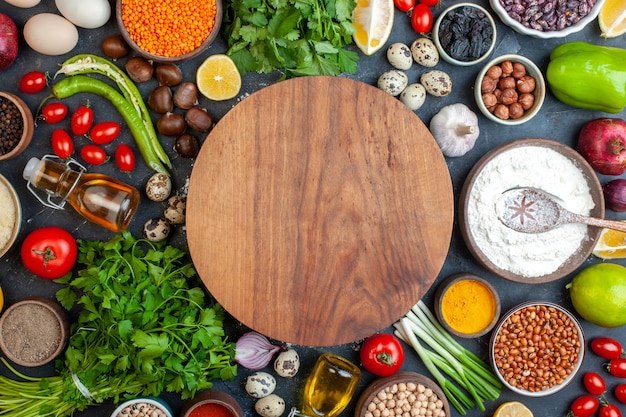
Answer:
xmin=50 ymin=75 xmax=169 ymax=175
xmin=546 ymin=41 xmax=626 ymax=114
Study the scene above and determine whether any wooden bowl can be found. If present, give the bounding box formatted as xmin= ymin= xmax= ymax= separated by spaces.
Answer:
xmin=354 ymin=372 xmax=451 ymax=417
xmin=458 ymin=138 xmax=604 ymax=283
xmin=0 ymin=297 xmax=69 ymax=367
xmin=115 ymin=0 xmax=223 ymax=63
xmin=0 ymin=91 xmax=34 ymax=161
xmin=0 ymin=173 xmax=21 ymax=259
xmin=180 ymin=389 xmax=244 ymax=417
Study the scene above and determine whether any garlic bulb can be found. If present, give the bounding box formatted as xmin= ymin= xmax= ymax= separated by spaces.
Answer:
xmin=429 ymin=103 xmax=480 ymax=157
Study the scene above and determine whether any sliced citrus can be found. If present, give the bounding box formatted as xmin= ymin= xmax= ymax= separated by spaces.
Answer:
xmin=599 ymin=0 xmax=626 ymax=38
xmin=592 ymin=227 xmax=626 ymax=259
xmin=352 ymin=0 xmax=394 ymax=56
xmin=196 ymin=54 xmax=242 ymax=101
xmin=492 ymin=401 xmax=533 ymax=417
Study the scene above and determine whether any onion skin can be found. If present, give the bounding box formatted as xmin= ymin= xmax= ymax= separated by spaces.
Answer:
xmin=603 ymin=179 xmax=626 ymax=212
xmin=235 ymin=331 xmax=285 ymax=370
xmin=578 ymin=118 xmax=626 ymax=176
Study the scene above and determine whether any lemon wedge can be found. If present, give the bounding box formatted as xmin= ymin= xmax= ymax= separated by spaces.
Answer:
xmin=352 ymin=0 xmax=394 ymax=55
xmin=492 ymin=401 xmax=534 ymax=417
xmin=196 ymin=54 xmax=242 ymax=101
xmin=599 ymin=0 xmax=626 ymax=38
xmin=593 ymin=226 xmax=626 ymax=259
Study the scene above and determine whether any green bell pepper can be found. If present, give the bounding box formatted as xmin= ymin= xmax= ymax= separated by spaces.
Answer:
xmin=546 ymin=41 xmax=626 ymax=114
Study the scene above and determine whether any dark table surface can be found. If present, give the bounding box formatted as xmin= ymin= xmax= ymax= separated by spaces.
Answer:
xmin=1 ymin=1 xmax=626 ymax=417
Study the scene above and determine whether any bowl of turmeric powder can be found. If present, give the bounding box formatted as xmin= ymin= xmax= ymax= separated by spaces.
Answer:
xmin=116 ymin=0 xmax=223 ymax=63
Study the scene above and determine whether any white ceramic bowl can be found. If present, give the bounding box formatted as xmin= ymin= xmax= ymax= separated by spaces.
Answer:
xmin=433 ymin=2 xmax=497 ymax=66
xmin=490 ymin=0 xmax=605 ymax=38
xmin=110 ymin=398 xmax=173 ymax=417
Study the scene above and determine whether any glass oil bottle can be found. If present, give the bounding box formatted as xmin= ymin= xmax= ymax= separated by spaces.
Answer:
xmin=23 ymin=155 xmax=140 ymax=232
xmin=289 ymin=353 xmax=361 ymax=417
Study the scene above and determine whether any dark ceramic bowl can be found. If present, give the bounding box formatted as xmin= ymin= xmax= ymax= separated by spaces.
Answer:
xmin=0 ymin=91 xmax=34 ymax=161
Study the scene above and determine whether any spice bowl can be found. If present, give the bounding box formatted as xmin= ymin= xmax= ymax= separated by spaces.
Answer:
xmin=0 ymin=173 xmax=21 ymax=259
xmin=0 ymin=297 xmax=69 ymax=367
xmin=489 ymin=0 xmax=605 ymax=39
xmin=180 ymin=389 xmax=244 ymax=417
xmin=433 ymin=2 xmax=496 ymax=66
xmin=111 ymin=397 xmax=174 ymax=417
xmin=458 ymin=138 xmax=604 ymax=284
xmin=434 ymin=273 xmax=500 ymax=338
xmin=490 ymin=301 xmax=585 ymax=396
xmin=354 ymin=371 xmax=451 ymax=417
xmin=115 ymin=0 xmax=223 ymax=63
xmin=474 ymin=54 xmax=546 ymax=125
xmin=0 ymin=91 xmax=34 ymax=161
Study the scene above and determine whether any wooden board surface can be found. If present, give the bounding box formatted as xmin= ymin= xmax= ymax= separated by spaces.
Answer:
xmin=186 ymin=76 xmax=454 ymax=346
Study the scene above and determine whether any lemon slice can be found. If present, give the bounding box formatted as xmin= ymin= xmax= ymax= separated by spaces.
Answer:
xmin=599 ymin=0 xmax=626 ymax=38
xmin=593 ymin=226 xmax=626 ymax=259
xmin=196 ymin=54 xmax=242 ymax=101
xmin=493 ymin=401 xmax=533 ymax=417
xmin=352 ymin=0 xmax=394 ymax=56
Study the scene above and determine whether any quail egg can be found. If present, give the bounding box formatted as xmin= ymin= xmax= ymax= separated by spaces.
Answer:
xmin=420 ymin=70 xmax=452 ymax=97
xmin=145 ymin=173 xmax=172 ymax=202
xmin=143 ymin=217 xmax=171 ymax=242
xmin=386 ymin=43 xmax=413 ymax=70
xmin=399 ymin=83 xmax=427 ymax=111
xmin=245 ymin=372 xmax=277 ymax=399
xmin=410 ymin=38 xmax=439 ymax=68
xmin=377 ymin=70 xmax=408 ymax=97
xmin=255 ymin=394 xmax=285 ymax=417
xmin=273 ymin=348 xmax=300 ymax=378
xmin=164 ymin=195 xmax=186 ymax=225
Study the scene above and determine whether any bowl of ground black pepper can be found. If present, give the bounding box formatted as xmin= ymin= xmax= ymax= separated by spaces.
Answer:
xmin=116 ymin=0 xmax=223 ymax=63
xmin=0 ymin=91 xmax=34 ymax=161
xmin=433 ymin=2 xmax=496 ymax=66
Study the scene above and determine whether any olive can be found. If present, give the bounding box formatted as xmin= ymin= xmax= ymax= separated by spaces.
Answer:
xmin=157 ymin=112 xmax=187 ymax=136
xmin=185 ymin=107 xmax=213 ymax=132
xmin=148 ymin=86 xmax=174 ymax=114
xmin=101 ymin=35 xmax=130 ymax=60
xmin=174 ymin=133 xmax=200 ymax=158
xmin=126 ymin=57 xmax=153 ymax=83
xmin=155 ymin=63 xmax=183 ymax=86
xmin=173 ymin=82 xmax=199 ymax=110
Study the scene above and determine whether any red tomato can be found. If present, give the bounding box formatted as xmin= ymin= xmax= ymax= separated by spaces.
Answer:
xmin=115 ymin=143 xmax=136 ymax=172
xmin=394 ymin=0 xmax=415 ymax=12
xmin=80 ymin=144 xmax=107 ymax=165
xmin=19 ymin=71 xmax=47 ymax=94
xmin=615 ymin=384 xmax=626 ymax=404
xmin=40 ymin=102 xmax=68 ymax=124
xmin=51 ymin=129 xmax=74 ymax=159
xmin=600 ymin=404 xmax=622 ymax=417
xmin=570 ymin=396 xmax=599 ymax=417
xmin=410 ymin=3 xmax=433 ymax=33
xmin=608 ymin=358 xmax=626 ymax=378
xmin=583 ymin=372 xmax=606 ymax=396
xmin=71 ymin=104 xmax=94 ymax=135
xmin=20 ymin=227 xmax=77 ymax=280
xmin=419 ymin=0 xmax=439 ymax=5
xmin=89 ymin=121 xmax=121 ymax=145
xmin=360 ymin=333 xmax=404 ymax=377
xmin=591 ymin=337 xmax=624 ymax=360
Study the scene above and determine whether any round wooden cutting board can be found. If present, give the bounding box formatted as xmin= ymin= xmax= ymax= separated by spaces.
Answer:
xmin=186 ymin=76 xmax=454 ymax=347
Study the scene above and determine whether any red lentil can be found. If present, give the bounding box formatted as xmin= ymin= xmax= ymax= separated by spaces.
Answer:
xmin=121 ymin=0 xmax=217 ymax=57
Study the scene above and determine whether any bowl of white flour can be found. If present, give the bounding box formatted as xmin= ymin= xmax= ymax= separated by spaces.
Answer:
xmin=0 ymin=174 xmax=21 ymax=259
xmin=459 ymin=138 xmax=604 ymax=283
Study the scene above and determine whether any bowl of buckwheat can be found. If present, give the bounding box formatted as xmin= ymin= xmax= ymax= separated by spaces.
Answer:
xmin=490 ymin=301 xmax=585 ymax=397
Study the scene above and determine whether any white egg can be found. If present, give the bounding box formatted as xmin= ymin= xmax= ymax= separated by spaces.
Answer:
xmin=3 ymin=0 xmax=41 ymax=8
xmin=55 ymin=0 xmax=111 ymax=29
xmin=23 ymin=13 xmax=78 ymax=56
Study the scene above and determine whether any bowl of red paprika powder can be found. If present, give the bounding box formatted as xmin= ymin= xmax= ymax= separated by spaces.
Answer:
xmin=181 ymin=390 xmax=244 ymax=417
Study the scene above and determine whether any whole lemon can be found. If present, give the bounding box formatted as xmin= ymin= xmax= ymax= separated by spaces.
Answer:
xmin=567 ymin=263 xmax=626 ymax=327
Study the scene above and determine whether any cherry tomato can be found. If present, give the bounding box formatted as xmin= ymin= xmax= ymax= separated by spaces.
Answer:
xmin=591 ymin=337 xmax=624 ymax=360
xmin=583 ymin=372 xmax=606 ymax=396
xmin=570 ymin=396 xmax=599 ymax=417
xmin=615 ymin=384 xmax=626 ymax=404
xmin=419 ymin=0 xmax=439 ymax=5
xmin=19 ymin=71 xmax=47 ymax=94
xmin=51 ymin=129 xmax=74 ymax=159
xmin=115 ymin=144 xmax=136 ymax=172
xmin=89 ymin=121 xmax=121 ymax=145
xmin=608 ymin=358 xmax=626 ymax=378
xmin=394 ymin=0 xmax=415 ymax=12
xmin=80 ymin=144 xmax=107 ymax=165
xmin=360 ymin=333 xmax=404 ymax=377
xmin=71 ymin=104 xmax=94 ymax=136
xmin=410 ymin=3 xmax=433 ymax=34
xmin=40 ymin=102 xmax=68 ymax=124
xmin=600 ymin=404 xmax=622 ymax=417
xmin=20 ymin=227 xmax=77 ymax=280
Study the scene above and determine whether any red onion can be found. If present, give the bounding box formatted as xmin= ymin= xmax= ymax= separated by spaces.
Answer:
xmin=603 ymin=179 xmax=626 ymax=212
xmin=235 ymin=332 xmax=285 ymax=370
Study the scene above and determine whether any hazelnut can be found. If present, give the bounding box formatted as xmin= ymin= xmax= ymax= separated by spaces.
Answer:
xmin=498 ymin=76 xmax=516 ymax=90
xmin=509 ymin=102 xmax=525 ymax=119
xmin=517 ymin=75 xmax=536 ymax=93
xmin=512 ymin=62 xmax=526 ymax=79
xmin=519 ymin=93 xmax=535 ymax=110
xmin=493 ymin=89 xmax=503 ymax=102
xmin=501 ymin=88 xmax=518 ymax=105
xmin=482 ymin=93 xmax=498 ymax=107
xmin=486 ymin=65 xmax=503 ymax=79
xmin=501 ymin=60 xmax=514 ymax=76
xmin=481 ymin=77 xmax=498 ymax=94
xmin=494 ymin=104 xmax=510 ymax=120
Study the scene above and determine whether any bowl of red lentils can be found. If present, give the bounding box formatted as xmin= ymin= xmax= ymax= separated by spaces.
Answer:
xmin=490 ymin=301 xmax=584 ymax=397
xmin=116 ymin=0 xmax=223 ymax=63
xmin=0 ymin=91 xmax=34 ymax=161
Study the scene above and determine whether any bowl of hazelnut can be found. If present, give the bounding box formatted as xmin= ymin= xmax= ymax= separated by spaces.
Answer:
xmin=474 ymin=54 xmax=545 ymax=125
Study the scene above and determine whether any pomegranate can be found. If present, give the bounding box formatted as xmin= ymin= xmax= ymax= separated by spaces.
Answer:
xmin=0 ymin=13 xmax=18 ymax=71
xmin=578 ymin=118 xmax=626 ymax=176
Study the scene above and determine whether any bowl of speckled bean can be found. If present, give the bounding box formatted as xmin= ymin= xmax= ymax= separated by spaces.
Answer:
xmin=0 ymin=91 xmax=34 ymax=161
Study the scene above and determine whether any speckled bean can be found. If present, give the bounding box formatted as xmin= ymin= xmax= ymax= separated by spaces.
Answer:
xmin=498 ymin=0 xmax=595 ymax=31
